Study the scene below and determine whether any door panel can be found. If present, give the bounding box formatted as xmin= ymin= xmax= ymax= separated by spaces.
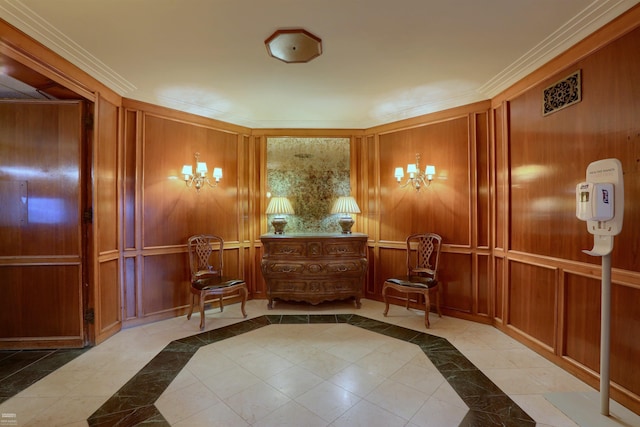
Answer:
xmin=0 ymin=100 xmax=85 ymax=349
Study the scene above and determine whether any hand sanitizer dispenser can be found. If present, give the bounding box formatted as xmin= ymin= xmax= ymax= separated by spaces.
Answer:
xmin=575 ymin=158 xmax=623 ymax=241
xmin=575 ymin=182 xmax=614 ymax=222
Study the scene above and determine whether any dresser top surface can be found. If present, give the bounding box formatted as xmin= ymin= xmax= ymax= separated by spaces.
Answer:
xmin=260 ymin=232 xmax=368 ymax=240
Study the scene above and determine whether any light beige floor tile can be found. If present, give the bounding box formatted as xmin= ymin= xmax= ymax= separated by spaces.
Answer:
xmin=297 ymin=350 xmax=351 ymax=379
xmin=354 ymin=350 xmax=405 ymax=378
xmin=156 ymin=380 xmax=222 ymax=424
xmin=223 ymin=381 xmax=290 ymax=424
xmin=17 ymin=369 xmax=93 ymax=397
xmin=429 ymin=381 xmax=467 ymax=410
xmin=22 ymin=396 xmax=107 ymax=427
xmin=265 ymin=365 xmax=324 ymax=398
xmin=331 ymin=399 xmax=408 ymax=427
xmin=324 ymin=341 xmax=373 ymax=363
xmin=461 ymin=349 xmax=518 ymax=370
xmin=171 ymin=399 xmax=249 ymax=427
xmin=236 ymin=350 xmax=295 ymax=380
xmin=0 ymin=396 xmax=59 ymax=426
xmin=511 ymin=394 xmax=579 ymax=427
xmin=328 ymin=364 xmax=387 ymax=397
xmin=295 ymin=381 xmax=360 ymax=422
xmin=410 ymin=396 xmax=468 ymax=427
xmin=389 ymin=362 xmax=445 ymax=396
xmin=365 ymin=378 xmax=430 ymax=420
xmin=483 ymin=367 xmax=550 ymax=394
xmin=252 ymin=400 xmax=328 ymax=427
xmin=65 ymin=369 xmax=140 ymax=397
xmin=200 ymin=365 xmax=262 ymax=399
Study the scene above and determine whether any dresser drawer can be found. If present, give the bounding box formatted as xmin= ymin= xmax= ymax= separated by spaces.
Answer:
xmin=262 ymin=259 xmax=366 ymax=277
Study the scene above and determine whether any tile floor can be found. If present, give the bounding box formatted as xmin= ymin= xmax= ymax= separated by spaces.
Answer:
xmin=0 ymin=299 xmax=638 ymax=426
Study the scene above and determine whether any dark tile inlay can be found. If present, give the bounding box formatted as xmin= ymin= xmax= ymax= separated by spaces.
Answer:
xmin=83 ymin=315 xmax=534 ymax=426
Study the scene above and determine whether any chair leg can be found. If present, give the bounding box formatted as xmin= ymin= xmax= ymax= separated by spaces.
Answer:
xmin=382 ymin=283 xmax=390 ymax=317
xmin=187 ymin=293 xmax=195 ymax=320
xmin=219 ymin=295 xmax=224 ymax=312
xmin=423 ymin=290 xmax=431 ymax=328
xmin=199 ymin=292 xmax=206 ymax=330
xmin=240 ymin=287 xmax=248 ymax=318
xmin=435 ymin=287 xmax=442 ymax=317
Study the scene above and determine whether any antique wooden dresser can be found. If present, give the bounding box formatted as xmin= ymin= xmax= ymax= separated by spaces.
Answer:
xmin=260 ymin=233 xmax=368 ymax=308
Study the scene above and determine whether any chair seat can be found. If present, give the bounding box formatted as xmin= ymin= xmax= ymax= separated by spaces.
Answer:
xmin=192 ymin=277 xmax=245 ymax=291
xmin=386 ymin=276 xmax=437 ymax=289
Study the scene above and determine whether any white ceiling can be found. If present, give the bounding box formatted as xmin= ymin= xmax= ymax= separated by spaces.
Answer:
xmin=1 ymin=0 xmax=638 ymax=129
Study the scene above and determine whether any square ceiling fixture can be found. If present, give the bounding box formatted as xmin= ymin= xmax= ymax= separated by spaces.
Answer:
xmin=265 ymin=29 xmax=322 ymax=63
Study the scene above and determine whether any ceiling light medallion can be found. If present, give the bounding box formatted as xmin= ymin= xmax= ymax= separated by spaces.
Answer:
xmin=265 ymin=29 xmax=322 ymax=63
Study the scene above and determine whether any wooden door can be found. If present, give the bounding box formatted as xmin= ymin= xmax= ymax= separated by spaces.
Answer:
xmin=0 ymin=100 xmax=87 ymax=349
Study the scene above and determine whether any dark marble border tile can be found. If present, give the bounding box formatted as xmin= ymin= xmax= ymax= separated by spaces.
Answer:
xmin=85 ymin=315 xmax=534 ymax=426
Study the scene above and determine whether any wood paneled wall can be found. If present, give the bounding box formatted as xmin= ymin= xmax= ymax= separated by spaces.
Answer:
xmin=363 ymin=103 xmax=492 ymax=323
xmin=120 ymin=103 xmax=254 ymax=326
xmin=2 ymin=4 xmax=640 ymax=414
xmin=491 ymin=11 xmax=640 ymax=413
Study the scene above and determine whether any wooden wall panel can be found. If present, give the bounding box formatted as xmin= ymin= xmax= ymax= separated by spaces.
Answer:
xmin=477 ymin=254 xmax=489 ymax=316
xmin=142 ymin=253 xmax=190 ymax=317
xmin=123 ymin=109 xmax=137 ymax=250
xmin=494 ymin=257 xmax=504 ymax=321
xmin=93 ymin=96 xmax=121 ymax=344
xmin=124 ymin=257 xmax=137 ymax=320
xmin=96 ymin=98 xmax=119 ymax=253
xmin=365 ymin=135 xmax=377 ymax=241
xmin=0 ymin=265 xmax=81 ymax=339
xmin=377 ymin=247 xmax=406 ymax=293
xmin=378 ymin=117 xmax=470 ymax=245
xmin=98 ymin=259 xmax=119 ymax=332
xmin=0 ymin=102 xmax=82 ymax=257
xmin=509 ymin=27 xmax=640 ymax=269
xmin=439 ymin=253 xmax=472 ymax=313
xmin=493 ymin=105 xmax=506 ymax=250
xmin=475 ymin=112 xmax=489 ymax=248
xmin=611 ymin=283 xmax=640 ymax=397
xmin=563 ymin=273 xmax=600 ymax=371
xmin=508 ymin=261 xmax=556 ymax=348
xmin=142 ymin=114 xmax=241 ymax=247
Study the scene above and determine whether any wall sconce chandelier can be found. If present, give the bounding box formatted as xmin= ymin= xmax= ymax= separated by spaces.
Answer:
xmin=266 ymin=196 xmax=295 ymax=234
xmin=394 ymin=153 xmax=435 ymax=192
xmin=181 ymin=152 xmax=222 ymax=192
xmin=331 ymin=196 xmax=361 ymax=234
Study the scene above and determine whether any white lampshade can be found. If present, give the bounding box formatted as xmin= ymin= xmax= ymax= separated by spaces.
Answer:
xmin=212 ymin=167 xmax=223 ymax=180
xmin=406 ymin=163 xmax=417 ymax=175
xmin=266 ymin=197 xmax=295 ymax=215
xmin=331 ymin=196 xmax=361 ymax=214
xmin=425 ymin=165 xmax=436 ymax=176
xmin=394 ymin=167 xmax=404 ymax=179
xmin=196 ymin=161 xmax=208 ymax=175
xmin=181 ymin=165 xmax=193 ymax=176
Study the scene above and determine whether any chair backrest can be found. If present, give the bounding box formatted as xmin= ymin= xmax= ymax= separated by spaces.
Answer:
xmin=406 ymin=233 xmax=442 ymax=279
xmin=187 ymin=234 xmax=224 ymax=281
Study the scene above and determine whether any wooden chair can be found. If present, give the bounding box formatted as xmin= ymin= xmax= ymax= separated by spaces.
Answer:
xmin=382 ymin=233 xmax=442 ymax=328
xmin=187 ymin=234 xmax=248 ymax=330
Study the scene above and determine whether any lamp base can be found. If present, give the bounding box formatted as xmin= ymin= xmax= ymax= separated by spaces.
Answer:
xmin=338 ymin=215 xmax=355 ymax=234
xmin=271 ymin=217 xmax=288 ymax=234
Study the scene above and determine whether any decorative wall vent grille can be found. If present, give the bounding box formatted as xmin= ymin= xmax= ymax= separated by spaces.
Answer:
xmin=543 ymin=70 xmax=581 ymax=116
